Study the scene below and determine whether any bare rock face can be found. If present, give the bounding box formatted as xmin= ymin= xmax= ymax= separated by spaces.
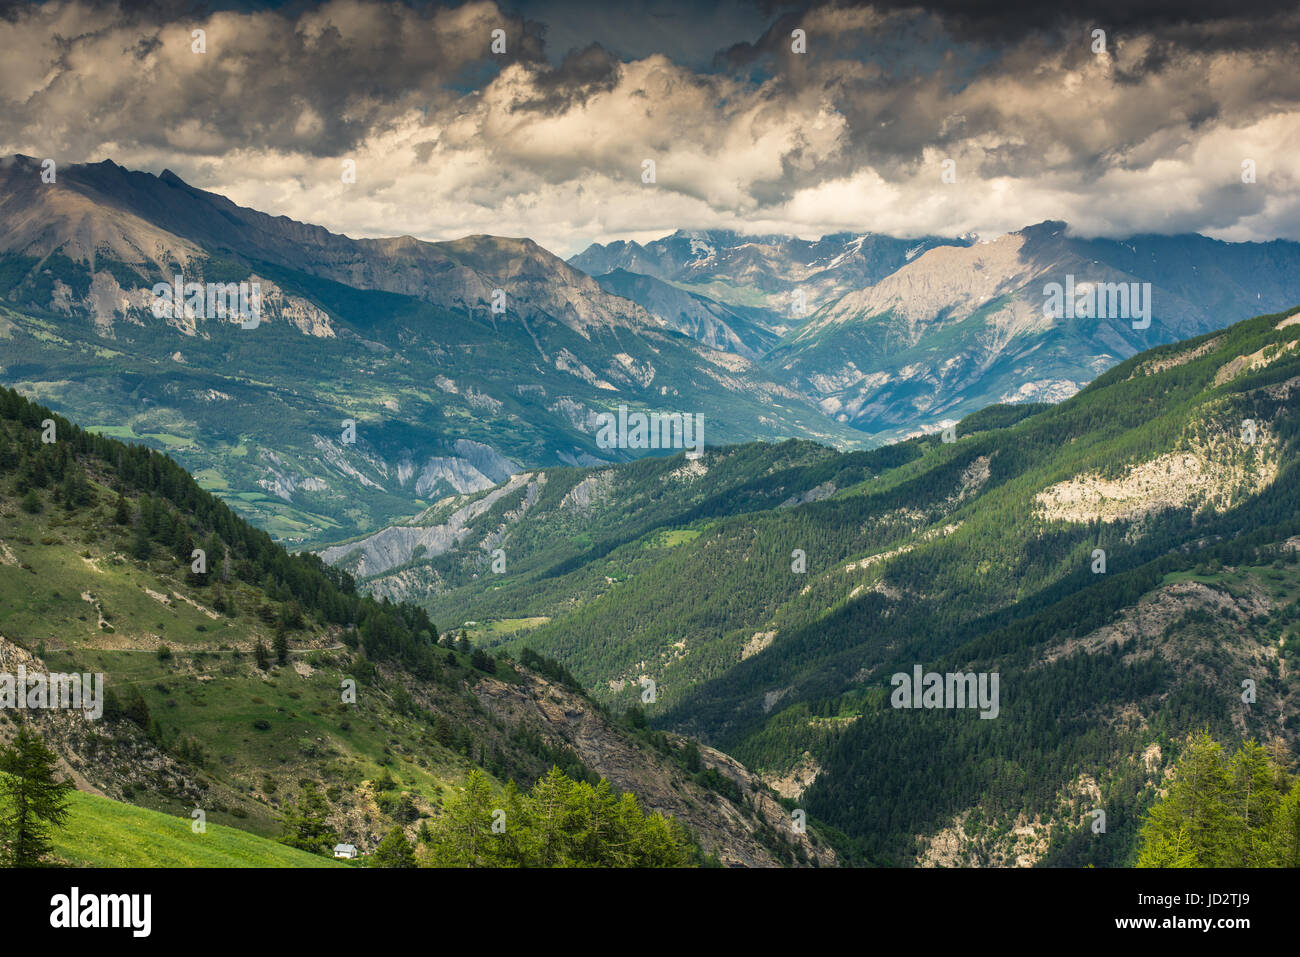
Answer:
xmin=558 ymin=471 xmax=614 ymax=513
xmin=1035 ymin=423 xmax=1280 ymax=524
xmin=473 ymin=670 xmax=837 ymax=868
xmin=319 ymin=471 xmax=534 ymax=577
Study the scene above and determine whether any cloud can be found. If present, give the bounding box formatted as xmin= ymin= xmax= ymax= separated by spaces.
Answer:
xmin=1 ymin=0 xmax=1297 ymax=256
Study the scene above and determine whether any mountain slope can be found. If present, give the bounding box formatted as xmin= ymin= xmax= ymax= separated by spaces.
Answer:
xmin=570 ymin=228 xmax=968 ymax=336
xmin=592 ymin=269 xmax=777 ymax=360
xmin=0 ymin=386 xmax=836 ymax=866
xmin=50 ymin=787 xmax=346 ymax=868
xmin=334 ymin=305 xmax=1300 ymax=865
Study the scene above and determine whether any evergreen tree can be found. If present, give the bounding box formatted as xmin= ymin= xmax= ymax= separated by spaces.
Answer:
xmin=112 ymin=492 xmax=131 ymax=525
xmin=129 ymin=522 xmax=152 ymax=561
xmin=1229 ymin=741 xmax=1279 ymax=866
xmin=1138 ymin=732 xmax=1231 ymax=867
xmin=423 ymin=770 xmax=497 ymax=867
xmin=1139 ymin=733 xmax=1299 ymax=868
xmin=272 ymin=626 xmax=289 ymax=666
xmin=122 ymin=688 xmax=152 ymax=730
xmin=421 ymin=767 xmax=692 ymax=868
xmin=1269 ymin=783 xmax=1300 ymax=868
xmin=370 ymin=826 xmax=416 ymax=867
xmin=279 ymin=782 xmax=337 ymax=855
xmin=0 ymin=726 xmax=73 ymax=867
xmin=682 ymin=739 xmax=702 ymax=773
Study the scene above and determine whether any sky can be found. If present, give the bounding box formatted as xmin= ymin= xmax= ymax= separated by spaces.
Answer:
xmin=0 ymin=0 xmax=1297 ymax=257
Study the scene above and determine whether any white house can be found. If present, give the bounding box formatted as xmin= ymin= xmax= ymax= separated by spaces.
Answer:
xmin=333 ymin=843 xmax=358 ymax=859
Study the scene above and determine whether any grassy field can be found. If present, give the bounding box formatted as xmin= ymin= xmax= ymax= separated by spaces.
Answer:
xmin=647 ymin=528 xmax=702 ymax=548
xmin=51 ymin=787 xmax=347 ymax=868
xmin=470 ymin=617 xmax=552 ymax=639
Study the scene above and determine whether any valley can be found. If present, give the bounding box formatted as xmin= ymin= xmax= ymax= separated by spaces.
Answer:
xmin=3 ymin=163 xmax=1300 ymax=870
xmin=330 ymin=305 xmax=1300 ymax=865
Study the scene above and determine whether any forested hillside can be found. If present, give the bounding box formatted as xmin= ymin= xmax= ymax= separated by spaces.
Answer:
xmin=332 ymin=305 xmax=1300 ymax=866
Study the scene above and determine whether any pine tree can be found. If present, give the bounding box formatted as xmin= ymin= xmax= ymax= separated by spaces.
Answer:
xmin=419 ymin=767 xmax=693 ymax=868
xmin=112 ymin=492 xmax=131 ymax=525
xmin=272 ymin=626 xmax=289 ymax=666
xmin=130 ymin=522 xmax=152 ymax=561
xmin=1138 ymin=733 xmax=1299 ymax=868
xmin=1138 ymin=732 xmax=1231 ymax=867
xmin=1269 ymin=783 xmax=1300 ymax=868
xmin=123 ymin=688 xmax=152 ymax=730
xmin=423 ymin=770 xmax=496 ymax=867
xmin=370 ymin=826 xmax=416 ymax=867
xmin=279 ymin=782 xmax=337 ymax=855
xmin=1229 ymin=741 xmax=1279 ymax=866
xmin=682 ymin=739 xmax=702 ymax=773
xmin=0 ymin=726 xmax=73 ymax=867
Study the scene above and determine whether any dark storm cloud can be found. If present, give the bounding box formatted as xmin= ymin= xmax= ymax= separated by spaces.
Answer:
xmin=0 ymin=0 xmax=559 ymax=157
xmin=802 ymin=0 xmax=1300 ymax=45
xmin=513 ymin=42 xmax=621 ymax=113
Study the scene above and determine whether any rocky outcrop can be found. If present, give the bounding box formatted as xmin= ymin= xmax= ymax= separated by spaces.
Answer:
xmin=318 ymin=472 xmax=535 ymax=577
xmin=0 ymin=635 xmax=203 ymax=806
xmin=473 ymin=670 xmax=837 ymax=867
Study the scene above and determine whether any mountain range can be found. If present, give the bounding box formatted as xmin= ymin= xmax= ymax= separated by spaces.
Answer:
xmin=0 ymin=155 xmax=864 ymax=546
xmin=6 ymin=154 xmax=1300 ymax=867
xmin=573 ymin=225 xmax=1300 ymax=440
xmin=7 ymin=156 xmax=1300 ymax=550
